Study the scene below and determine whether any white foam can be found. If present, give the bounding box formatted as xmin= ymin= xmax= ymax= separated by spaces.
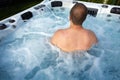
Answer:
xmin=0 ymin=6 xmax=120 ymax=80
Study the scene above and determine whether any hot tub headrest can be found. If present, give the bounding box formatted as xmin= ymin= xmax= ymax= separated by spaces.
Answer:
xmin=87 ymin=8 xmax=98 ymax=17
xmin=21 ymin=11 xmax=33 ymax=20
xmin=0 ymin=23 xmax=7 ymax=30
xmin=110 ymin=7 xmax=120 ymax=15
xmin=51 ymin=1 xmax=62 ymax=7
xmin=101 ymin=5 xmax=108 ymax=8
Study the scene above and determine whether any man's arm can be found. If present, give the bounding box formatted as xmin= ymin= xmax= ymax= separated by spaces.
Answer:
xmin=88 ymin=30 xmax=98 ymax=44
xmin=51 ymin=29 xmax=63 ymax=46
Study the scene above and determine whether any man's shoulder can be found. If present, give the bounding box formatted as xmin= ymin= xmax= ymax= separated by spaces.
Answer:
xmin=51 ymin=29 xmax=66 ymax=47
xmin=56 ymin=29 xmax=65 ymax=33
xmin=85 ymin=29 xmax=93 ymax=33
xmin=84 ymin=29 xmax=95 ymax=36
xmin=86 ymin=29 xmax=98 ymax=43
xmin=55 ymin=29 xmax=66 ymax=36
xmin=52 ymin=29 xmax=64 ymax=40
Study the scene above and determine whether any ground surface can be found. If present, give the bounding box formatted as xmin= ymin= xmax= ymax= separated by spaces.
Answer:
xmin=0 ymin=0 xmax=42 ymax=20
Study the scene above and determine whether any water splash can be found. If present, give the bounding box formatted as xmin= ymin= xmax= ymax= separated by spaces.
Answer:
xmin=0 ymin=6 xmax=120 ymax=80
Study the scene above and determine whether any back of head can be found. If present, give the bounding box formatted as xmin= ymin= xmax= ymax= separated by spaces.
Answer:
xmin=70 ymin=3 xmax=88 ymax=25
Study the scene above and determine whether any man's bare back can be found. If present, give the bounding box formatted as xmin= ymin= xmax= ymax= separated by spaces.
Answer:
xmin=51 ymin=3 xmax=98 ymax=52
xmin=51 ymin=25 xmax=97 ymax=52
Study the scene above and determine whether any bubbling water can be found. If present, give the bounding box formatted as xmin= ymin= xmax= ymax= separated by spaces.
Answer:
xmin=0 ymin=7 xmax=120 ymax=80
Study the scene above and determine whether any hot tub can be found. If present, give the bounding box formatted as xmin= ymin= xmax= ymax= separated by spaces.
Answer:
xmin=0 ymin=0 xmax=120 ymax=80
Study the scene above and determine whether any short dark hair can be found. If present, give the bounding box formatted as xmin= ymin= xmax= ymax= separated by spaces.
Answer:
xmin=70 ymin=3 xmax=88 ymax=25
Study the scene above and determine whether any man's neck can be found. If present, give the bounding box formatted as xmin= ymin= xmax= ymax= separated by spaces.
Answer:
xmin=69 ymin=23 xmax=83 ymax=30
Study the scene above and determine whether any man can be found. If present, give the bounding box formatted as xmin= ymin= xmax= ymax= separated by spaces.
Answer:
xmin=51 ymin=3 xmax=98 ymax=52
